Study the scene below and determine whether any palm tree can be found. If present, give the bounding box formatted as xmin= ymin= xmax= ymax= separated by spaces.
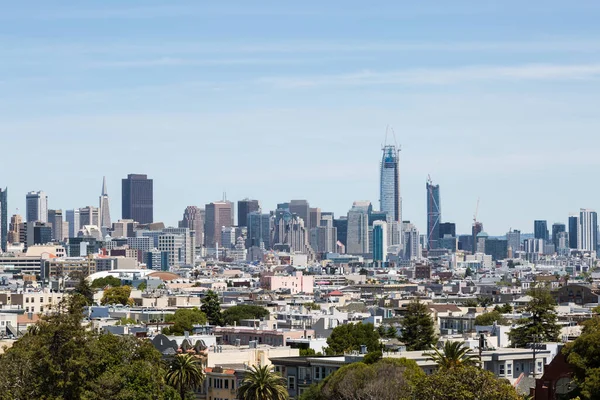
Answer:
xmin=165 ymin=353 xmax=205 ymax=400
xmin=237 ymin=365 xmax=289 ymax=400
xmin=426 ymin=341 xmax=480 ymax=369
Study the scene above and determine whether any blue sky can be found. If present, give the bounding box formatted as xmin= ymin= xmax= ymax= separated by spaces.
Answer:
xmin=2 ymin=1 xmax=600 ymax=235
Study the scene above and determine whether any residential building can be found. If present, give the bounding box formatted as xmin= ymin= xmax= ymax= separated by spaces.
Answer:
xmin=380 ymin=144 xmax=402 ymax=224
xmin=237 ymin=199 xmax=260 ymax=227
xmin=99 ymin=176 xmax=111 ymax=232
xmin=426 ymin=177 xmax=441 ymax=250
xmin=346 ymin=201 xmax=371 ymax=255
xmin=26 ymin=191 xmax=48 ymax=223
xmin=261 ymin=271 xmax=314 ymax=294
xmin=205 ymin=201 xmax=234 ymax=248
xmin=121 ymin=174 xmax=153 ymax=224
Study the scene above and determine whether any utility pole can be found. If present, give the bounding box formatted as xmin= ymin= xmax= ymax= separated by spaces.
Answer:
xmin=531 ymin=334 xmax=540 ymax=379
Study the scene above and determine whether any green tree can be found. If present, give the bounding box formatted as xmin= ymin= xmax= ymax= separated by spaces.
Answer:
xmin=325 ymin=323 xmax=380 ymax=355
xmin=465 ymin=267 xmax=473 ymax=277
xmin=237 ymin=365 xmax=288 ymax=400
xmin=312 ymin=358 xmax=425 ymax=400
xmin=163 ymin=308 xmax=207 ymax=336
xmin=165 ymin=353 xmax=205 ymax=400
xmin=73 ymin=275 xmax=95 ymax=305
xmin=200 ymin=290 xmax=224 ymax=326
xmin=401 ymin=299 xmax=436 ymax=351
xmin=494 ymin=304 xmax=513 ymax=313
xmin=425 ymin=341 xmax=480 ymax=369
xmin=303 ymin=302 xmax=321 ymax=311
xmin=508 ymin=287 xmax=561 ymax=347
xmin=475 ymin=310 xmax=508 ymax=326
xmin=101 ymin=285 xmax=134 ymax=306
xmin=414 ymin=365 xmax=520 ymax=400
xmin=91 ymin=276 xmax=122 ymax=288
xmin=137 ymin=281 xmax=147 ymax=291
xmin=462 ymin=298 xmax=479 ymax=307
xmin=299 ymin=348 xmax=317 ymax=356
xmin=385 ymin=325 xmax=398 ymax=338
xmin=477 ymin=296 xmax=494 ymax=308
xmin=563 ymin=316 xmax=600 ymax=399
xmin=222 ymin=305 xmax=269 ymax=326
xmin=0 ymin=296 xmax=175 ymax=399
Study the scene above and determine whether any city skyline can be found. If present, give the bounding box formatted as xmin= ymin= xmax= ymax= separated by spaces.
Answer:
xmin=3 ymin=2 xmax=600 ymax=233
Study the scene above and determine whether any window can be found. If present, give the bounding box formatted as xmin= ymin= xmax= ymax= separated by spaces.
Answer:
xmin=506 ymin=363 xmax=512 ymax=376
xmin=499 ymin=364 xmax=505 ymax=376
xmin=288 ymin=376 xmax=295 ymax=390
xmin=314 ymin=366 xmax=325 ymax=380
xmin=224 ymin=379 xmax=228 ymax=389
xmin=537 ymin=361 xmax=543 ymax=373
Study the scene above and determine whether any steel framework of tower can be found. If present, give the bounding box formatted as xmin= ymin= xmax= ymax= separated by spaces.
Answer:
xmin=426 ymin=175 xmax=441 ymax=250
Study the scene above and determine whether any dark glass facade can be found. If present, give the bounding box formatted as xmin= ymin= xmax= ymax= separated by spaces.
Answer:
xmin=237 ymin=199 xmax=260 ymax=227
xmin=0 ymin=188 xmax=6 ymax=252
xmin=534 ymin=220 xmax=549 ymax=242
xmin=426 ymin=182 xmax=441 ymax=249
xmin=122 ymin=174 xmax=153 ymax=224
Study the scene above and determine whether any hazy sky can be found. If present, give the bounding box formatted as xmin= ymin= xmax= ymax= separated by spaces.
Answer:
xmin=2 ymin=1 xmax=600 ymax=235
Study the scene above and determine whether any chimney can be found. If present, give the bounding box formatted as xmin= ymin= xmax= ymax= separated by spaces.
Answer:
xmin=360 ymin=345 xmax=367 ymax=355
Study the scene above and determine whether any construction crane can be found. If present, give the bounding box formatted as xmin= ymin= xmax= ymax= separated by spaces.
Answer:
xmin=473 ymin=197 xmax=480 ymax=224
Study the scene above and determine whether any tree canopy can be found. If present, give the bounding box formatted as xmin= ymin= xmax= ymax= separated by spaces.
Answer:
xmin=0 ymin=296 xmax=179 ymax=400
xmin=401 ymin=299 xmax=436 ymax=351
xmin=73 ymin=275 xmax=95 ymax=305
xmin=474 ymin=310 xmax=508 ymax=326
xmin=101 ymin=285 xmax=134 ymax=306
xmin=237 ymin=365 xmax=288 ymax=400
xmin=563 ymin=316 xmax=600 ymax=399
xmin=325 ymin=322 xmax=380 ymax=355
xmin=91 ymin=276 xmax=122 ymax=288
xmin=414 ymin=365 xmax=520 ymax=400
xmin=425 ymin=341 xmax=480 ymax=369
xmin=222 ymin=304 xmax=269 ymax=326
xmin=508 ymin=287 xmax=561 ymax=348
xmin=163 ymin=307 xmax=208 ymax=336
xmin=300 ymin=358 xmax=425 ymax=400
xmin=200 ymin=290 xmax=224 ymax=326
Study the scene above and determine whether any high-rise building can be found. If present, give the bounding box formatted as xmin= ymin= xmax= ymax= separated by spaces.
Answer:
xmin=506 ymin=229 xmax=521 ymax=256
xmin=48 ymin=209 xmax=64 ymax=242
xmin=289 ymin=200 xmax=310 ymax=229
xmin=579 ymin=209 xmax=598 ymax=252
xmin=402 ymin=221 xmax=420 ymax=260
xmin=346 ymin=201 xmax=372 ymax=255
xmin=380 ymin=145 xmax=402 ymax=226
xmin=221 ymin=226 xmax=237 ymax=249
xmin=7 ymin=214 xmax=22 ymax=244
xmin=237 ymin=199 xmax=260 ymax=227
xmin=66 ymin=209 xmax=81 ymax=238
xmin=472 ymin=222 xmax=483 ymax=253
xmin=26 ymin=191 xmax=48 ymax=223
xmin=551 ymin=222 xmax=566 ymax=251
xmin=27 ymin=222 xmax=52 ymax=247
xmin=247 ymin=212 xmax=271 ymax=249
xmin=426 ymin=178 xmax=441 ymax=250
xmin=485 ymin=238 xmax=508 ymax=261
xmin=0 ymin=188 xmax=6 ymax=252
xmin=458 ymin=234 xmax=473 ymax=252
xmin=534 ymin=220 xmax=549 ymax=242
xmin=333 ymin=217 xmax=347 ymax=248
xmin=99 ymin=176 xmax=111 ymax=231
xmin=568 ymin=214 xmax=579 ymax=250
xmin=309 ymin=214 xmax=337 ymax=255
xmin=372 ymin=220 xmax=388 ymax=264
xmin=179 ymin=206 xmax=205 ymax=246
xmin=79 ymin=206 xmax=100 ymax=227
xmin=439 ymin=222 xmax=455 ymax=238
xmin=309 ymin=208 xmax=322 ymax=232
xmin=271 ymin=211 xmax=313 ymax=257
xmin=162 ymin=227 xmax=196 ymax=266
xmin=121 ymin=174 xmax=153 ymax=224
xmin=204 ymin=201 xmax=234 ymax=248
xmin=112 ymin=219 xmax=138 ymax=238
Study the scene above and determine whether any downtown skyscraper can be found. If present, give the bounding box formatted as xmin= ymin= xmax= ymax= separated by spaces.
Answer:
xmin=99 ymin=176 xmax=111 ymax=232
xmin=122 ymin=174 xmax=153 ymax=224
xmin=0 ymin=188 xmax=6 ymax=252
xmin=26 ymin=191 xmax=48 ymax=223
xmin=379 ymin=144 xmax=402 ymax=223
xmin=426 ymin=177 xmax=441 ymax=250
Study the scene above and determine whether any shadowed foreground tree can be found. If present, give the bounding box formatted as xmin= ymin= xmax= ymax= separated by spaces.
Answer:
xmin=237 ymin=365 xmax=288 ymax=400
xmin=299 ymin=358 xmax=425 ymax=400
xmin=414 ymin=365 xmax=520 ymax=400
xmin=426 ymin=341 xmax=480 ymax=369
xmin=563 ymin=316 xmax=600 ymax=399
xmin=165 ymin=354 xmax=205 ymax=400
xmin=0 ymin=295 xmax=178 ymax=400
